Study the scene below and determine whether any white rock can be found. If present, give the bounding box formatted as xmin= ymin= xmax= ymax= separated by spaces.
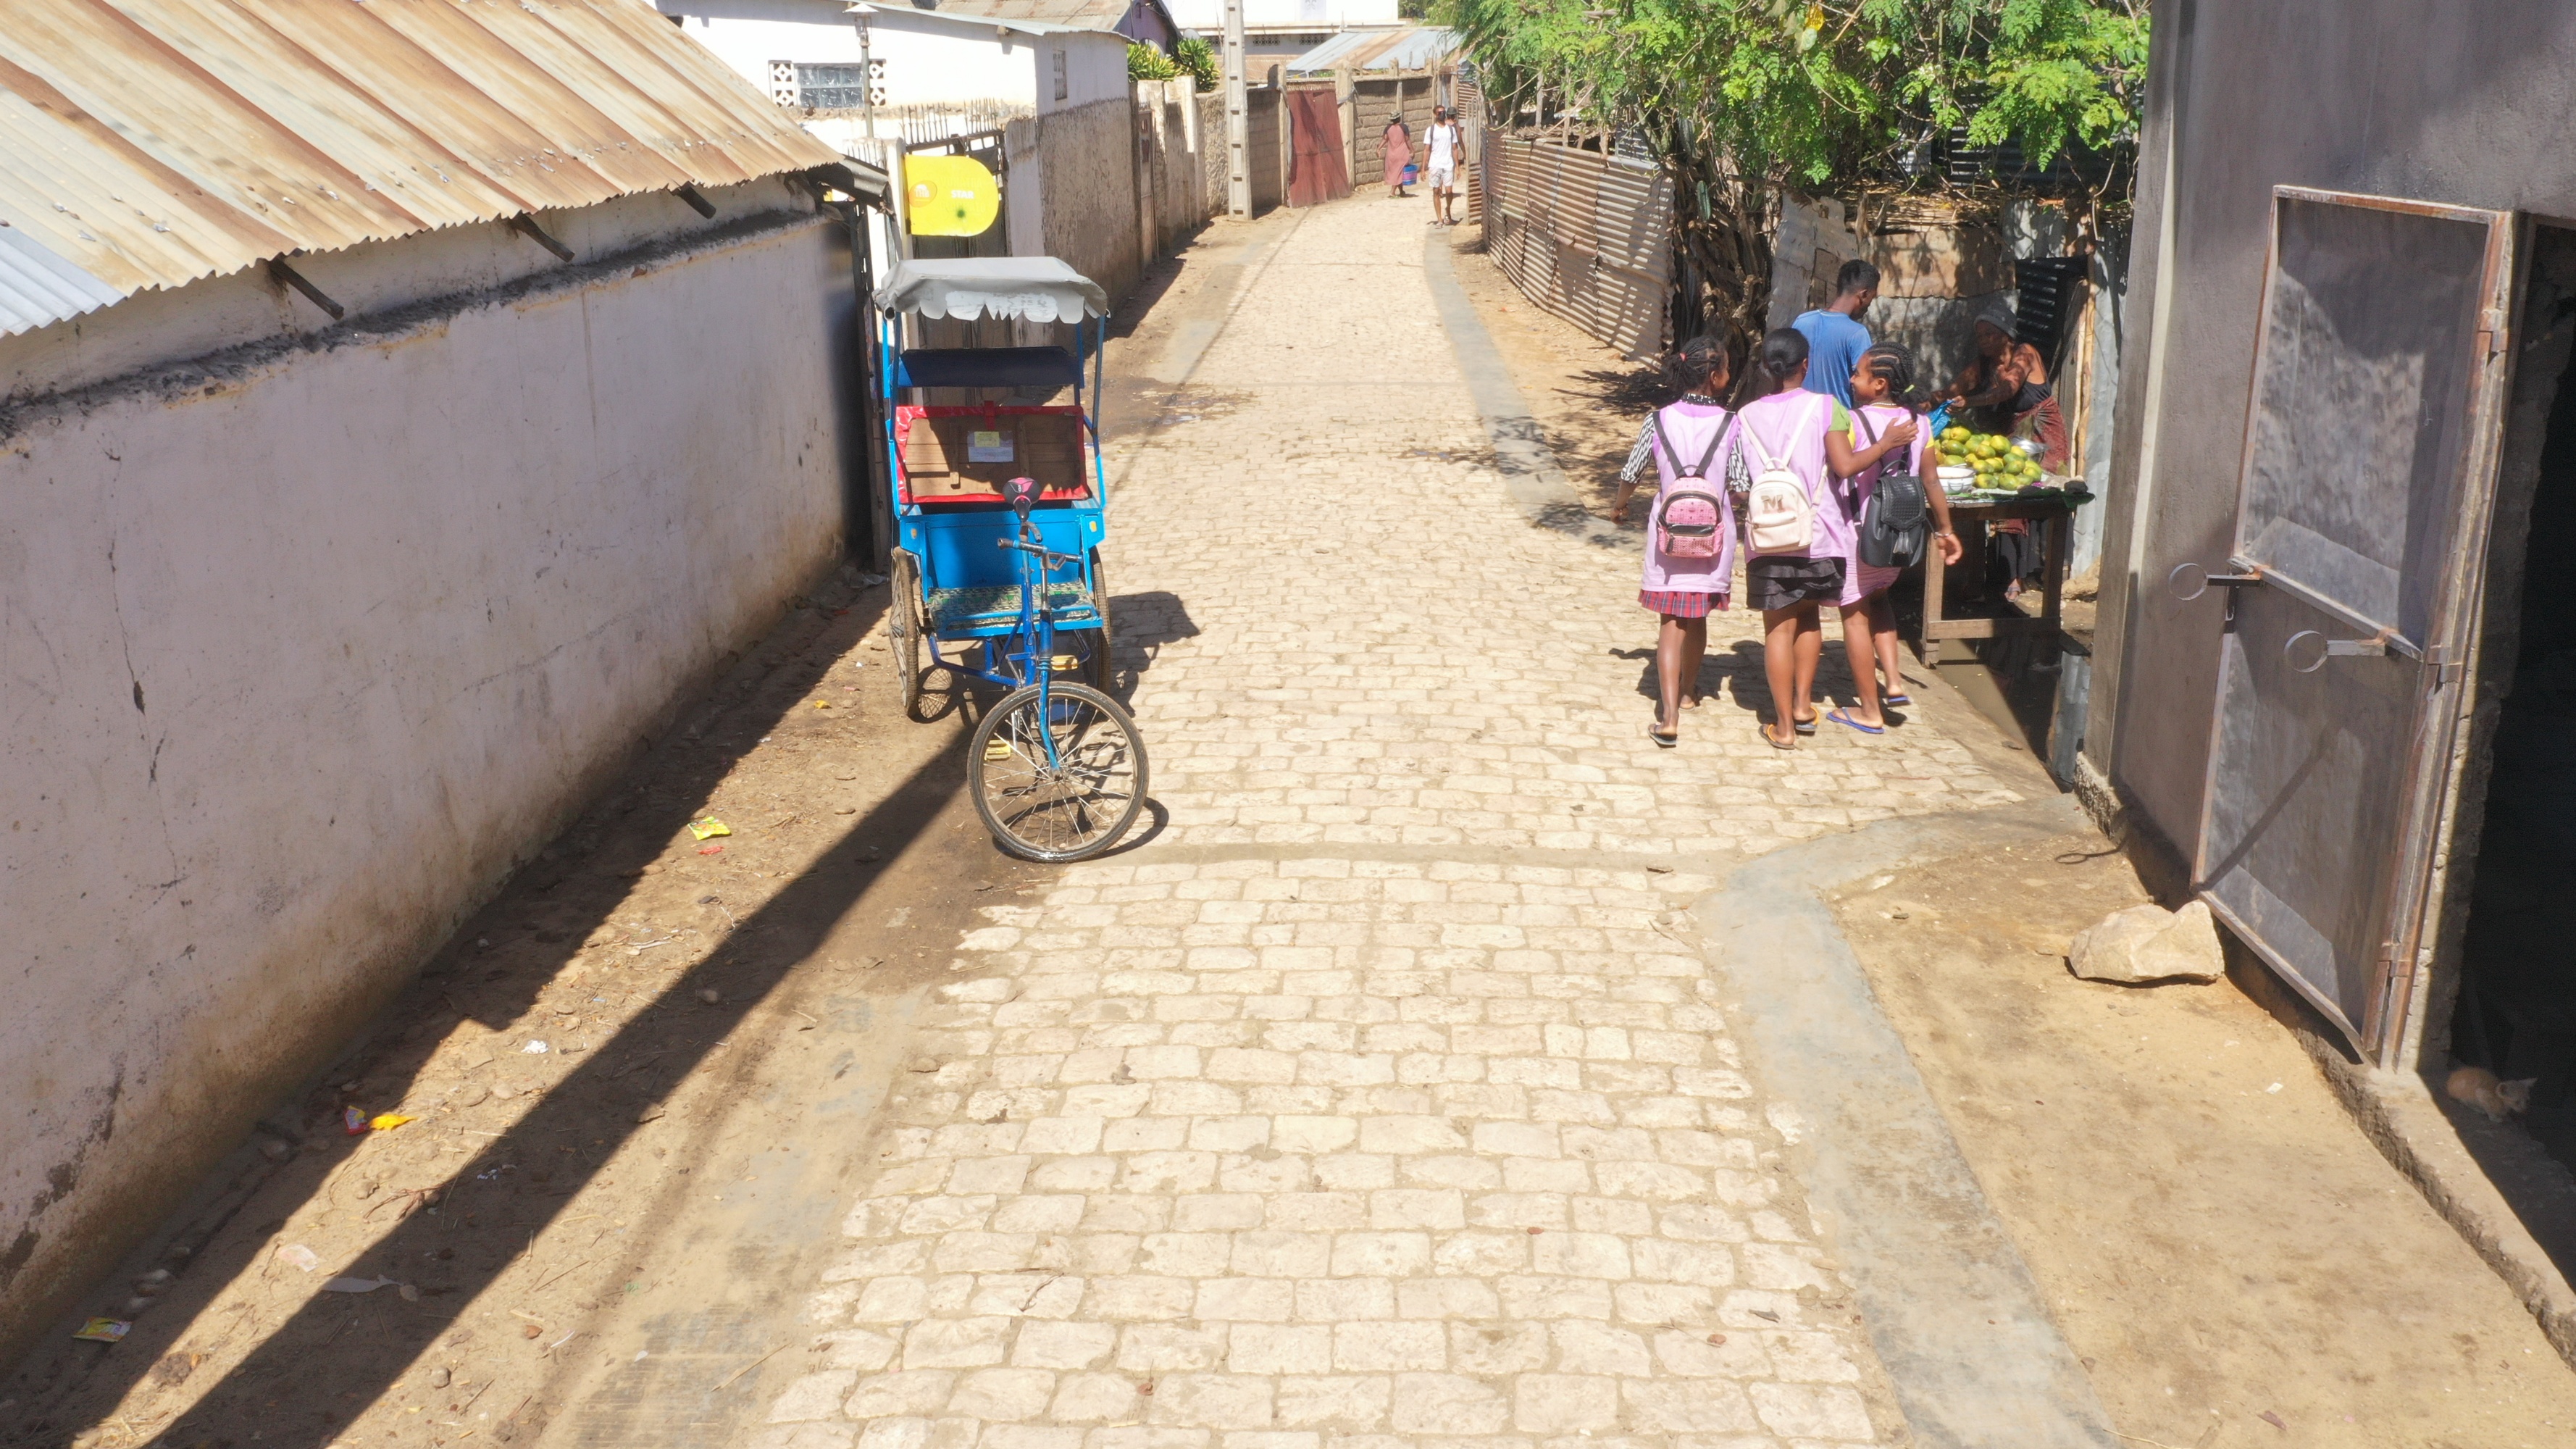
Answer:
xmin=2067 ymin=899 xmax=2225 ymax=984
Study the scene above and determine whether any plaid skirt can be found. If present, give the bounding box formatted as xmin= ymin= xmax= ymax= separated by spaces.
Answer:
xmin=1639 ymin=589 xmax=1721 ymax=619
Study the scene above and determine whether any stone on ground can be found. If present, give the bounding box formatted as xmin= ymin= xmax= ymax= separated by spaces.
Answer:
xmin=2067 ymin=900 xmax=2224 ymax=985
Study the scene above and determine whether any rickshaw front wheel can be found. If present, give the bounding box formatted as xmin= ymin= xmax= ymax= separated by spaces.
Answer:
xmin=969 ymin=680 xmax=1148 ymax=863
xmin=890 ymin=550 xmax=926 ymax=719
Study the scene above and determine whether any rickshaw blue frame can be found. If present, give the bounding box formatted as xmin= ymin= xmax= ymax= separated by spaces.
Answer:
xmin=874 ymin=257 xmax=1113 ymax=694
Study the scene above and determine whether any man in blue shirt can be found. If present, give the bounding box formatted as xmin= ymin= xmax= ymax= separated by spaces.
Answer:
xmin=1791 ymin=259 xmax=1879 ymax=406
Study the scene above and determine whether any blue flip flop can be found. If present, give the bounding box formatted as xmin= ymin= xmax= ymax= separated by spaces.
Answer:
xmin=1826 ymin=708 xmax=1886 ymax=737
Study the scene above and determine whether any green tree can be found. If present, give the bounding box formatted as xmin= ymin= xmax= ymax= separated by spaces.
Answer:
xmin=1127 ymin=41 xmax=1179 ymax=82
xmin=1439 ymin=0 xmax=2149 ymax=343
xmin=1174 ymin=37 xmax=1221 ymax=91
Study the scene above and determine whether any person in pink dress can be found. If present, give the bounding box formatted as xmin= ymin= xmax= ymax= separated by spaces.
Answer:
xmin=1611 ymin=333 xmax=1741 ymax=746
xmin=1732 ymin=330 xmax=1915 ymax=748
xmin=1382 ymin=117 xmax=1413 ymax=199
xmin=1836 ymin=342 xmax=1962 ymax=722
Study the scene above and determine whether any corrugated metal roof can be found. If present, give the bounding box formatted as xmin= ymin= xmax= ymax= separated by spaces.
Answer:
xmin=921 ymin=0 xmax=1173 ymax=38
xmin=1284 ymin=25 xmax=1458 ymax=78
xmin=0 ymin=0 xmax=848 ymax=338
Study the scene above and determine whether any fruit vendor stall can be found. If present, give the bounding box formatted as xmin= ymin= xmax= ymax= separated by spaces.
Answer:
xmin=1918 ymin=422 xmax=2092 ymax=665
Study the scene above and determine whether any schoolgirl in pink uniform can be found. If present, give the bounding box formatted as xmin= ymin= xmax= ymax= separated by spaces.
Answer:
xmin=1838 ymin=343 xmax=1962 ymax=721
xmin=1734 ymin=330 xmax=1915 ymax=749
xmin=1611 ymin=333 xmax=1741 ymax=746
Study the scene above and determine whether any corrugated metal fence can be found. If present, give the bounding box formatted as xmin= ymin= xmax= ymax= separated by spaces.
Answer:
xmin=1481 ymin=136 xmax=1673 ymax=361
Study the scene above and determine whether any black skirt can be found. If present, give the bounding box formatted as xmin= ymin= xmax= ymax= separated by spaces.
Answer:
xmin=1746 ymin=554 xmax=1846 ymax=611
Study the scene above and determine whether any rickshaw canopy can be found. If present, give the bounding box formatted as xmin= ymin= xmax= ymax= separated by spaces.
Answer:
xmin=874 ymin=257 xmax=1108 ymax=323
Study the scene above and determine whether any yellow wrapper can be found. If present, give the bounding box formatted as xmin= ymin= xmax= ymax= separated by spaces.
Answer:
xmin=687 ymin=818 xmax=732 ymax=840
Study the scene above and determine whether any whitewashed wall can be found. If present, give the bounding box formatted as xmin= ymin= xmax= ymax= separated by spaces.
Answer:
xmin=0 ymin=201 xmax=858 ymax=1365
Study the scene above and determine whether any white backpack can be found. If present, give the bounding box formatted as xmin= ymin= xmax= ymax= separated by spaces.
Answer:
xmin=1739 ymin=401 xmax=1818 ymax=556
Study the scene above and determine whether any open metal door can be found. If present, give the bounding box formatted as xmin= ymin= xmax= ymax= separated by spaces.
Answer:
xmin=2180 ymin=188 xmax=2515 ymax=1063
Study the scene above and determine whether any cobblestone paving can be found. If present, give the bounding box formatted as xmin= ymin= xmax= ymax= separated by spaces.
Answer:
xmin=749 ymin=198 xmax=2024 ymax=1448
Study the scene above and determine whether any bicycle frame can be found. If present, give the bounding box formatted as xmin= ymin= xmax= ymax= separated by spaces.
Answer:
xmin=983 ymin=525 xmax=1084 ymax=771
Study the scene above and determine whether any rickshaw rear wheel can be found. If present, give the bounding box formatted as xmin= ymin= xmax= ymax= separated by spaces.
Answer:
xmin=890 ymin=550 xmax=926 ymax=718
xmin=1086 ymin=552 xmax=1115 ymax=693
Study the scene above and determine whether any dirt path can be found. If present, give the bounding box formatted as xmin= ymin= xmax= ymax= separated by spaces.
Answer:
xmin=1831 ymin=835 xmax=2576 ymax=1448
xmin=0 ymin=568 xmax=1046 ymax=1447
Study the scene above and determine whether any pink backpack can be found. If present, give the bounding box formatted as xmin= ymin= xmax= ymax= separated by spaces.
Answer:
xmin=1652 ymin=411 xmax=1731 ymax=559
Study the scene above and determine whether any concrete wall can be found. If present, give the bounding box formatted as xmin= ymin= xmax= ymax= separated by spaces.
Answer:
xmin=2088 ymin=0 xmax=2576 ymax=875
xmin=665 ymin=0 xmax=1130 ymax=117
xmin=0 ymin=202 xmax=858 ymax=1367
xmin=1040 ymin=94 xmax=1147 ymax=306
xmin=1250 ymin=85 xmax=1286 ymax=213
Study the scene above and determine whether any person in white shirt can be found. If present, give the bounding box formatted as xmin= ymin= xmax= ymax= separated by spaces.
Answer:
xmin=1423 ymin=106 xmax=1465 ymax=226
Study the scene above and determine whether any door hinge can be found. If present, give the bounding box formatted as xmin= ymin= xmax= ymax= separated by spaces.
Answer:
xmin=2424 ymin=643 xmax=2466 ymax=688
xmin=2479 ymin=306 xmax=2508 ymax=359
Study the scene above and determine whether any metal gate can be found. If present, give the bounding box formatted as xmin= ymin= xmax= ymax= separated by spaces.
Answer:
xmin=1287 ymin=87 xmax=1349 ymax=207
xmin=1483 ymin=137 xmax=1671 ymax=360
xmin=2178 ymin=187 xmax=2514 ymax=1061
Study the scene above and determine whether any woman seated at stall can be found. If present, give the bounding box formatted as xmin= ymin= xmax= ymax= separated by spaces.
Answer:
xmin=1936 ymin=302 xmax=2067 ymax=601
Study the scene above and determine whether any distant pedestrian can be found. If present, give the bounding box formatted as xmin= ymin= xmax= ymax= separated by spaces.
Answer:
xmin=1791 ymin=260 xmax=1880 ymax=406
xmin=1734 ymin=328 xmax=1915 ymax=748
xmin=1383 ymin=116 xmax=1413 ymax=198
xmin=1424 ymin=107 xmax=1465 ymax=225
xmin=1612 ymin=333 xmax=1743 ymax=746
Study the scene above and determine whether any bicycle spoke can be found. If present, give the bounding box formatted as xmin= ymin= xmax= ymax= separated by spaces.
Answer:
xmin=971 ymin=682 xmax=1142 ymax=859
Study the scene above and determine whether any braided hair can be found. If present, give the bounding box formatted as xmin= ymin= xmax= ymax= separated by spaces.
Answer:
xmin=1857 ymin=341 xmax=1919 ymax=406
xmin=1661 ymin=330 xmax=1739 ymax=398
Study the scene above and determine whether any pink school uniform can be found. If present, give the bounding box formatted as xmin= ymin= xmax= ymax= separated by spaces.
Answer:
xmin=1732 ymin=390 xmax=1849 ymax=611
xmin=1636 ymin=400 xmax=1739 ymax=617
xmin=1836 ymin=402 xmax=1928 ymax=605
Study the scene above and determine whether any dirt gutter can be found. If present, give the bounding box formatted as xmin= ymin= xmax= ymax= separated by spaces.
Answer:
xmin=1681 ymin=796 xmax=2123 ymax=1449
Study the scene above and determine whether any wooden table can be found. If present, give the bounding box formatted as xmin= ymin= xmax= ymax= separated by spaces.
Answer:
xmin=1918 ymin=493 xmax=2078 ymax=664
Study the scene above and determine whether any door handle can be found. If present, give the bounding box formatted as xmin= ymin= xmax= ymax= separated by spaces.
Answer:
xmin=2284 ymin=629 xmax=2389 ymax=674
xmin=2170 ymin=561 xmax=2265 ymax=601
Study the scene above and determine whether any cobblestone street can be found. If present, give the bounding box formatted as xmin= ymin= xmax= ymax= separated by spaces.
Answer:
xmin=748 ymin=198 xmax=2033 ymax=1447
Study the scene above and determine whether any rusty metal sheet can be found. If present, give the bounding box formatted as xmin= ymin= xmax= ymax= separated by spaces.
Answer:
xmin=0 ymin=0 xmax=844 ymax=337
xmin=1482 ymin=134 xmax=1668 ymax=361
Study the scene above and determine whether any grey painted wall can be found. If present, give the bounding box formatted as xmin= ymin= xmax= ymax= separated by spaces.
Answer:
xmin=2088 ymin=0 xmax=2576 ymax=867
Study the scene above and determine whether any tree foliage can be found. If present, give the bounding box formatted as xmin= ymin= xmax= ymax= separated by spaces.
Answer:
xmin=1439 ymin=0 xmax=2149 ymax=342
xmin=1127 ymin=41 xmax=1179 ymax=83
xmin=1174 ymin=38 xmax=1221 ymax=92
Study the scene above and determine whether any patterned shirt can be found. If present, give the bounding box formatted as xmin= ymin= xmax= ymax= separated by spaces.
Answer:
xmin=1621 ymin=394 xmax=1753 ymax=491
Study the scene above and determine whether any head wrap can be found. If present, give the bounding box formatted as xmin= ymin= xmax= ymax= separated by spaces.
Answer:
xmin=1978 ymin=298 xmax=2018 ymax=337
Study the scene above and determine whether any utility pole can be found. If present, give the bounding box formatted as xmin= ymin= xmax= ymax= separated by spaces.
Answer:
xmin=1223 ymin=0 xmax=1250 ymax=218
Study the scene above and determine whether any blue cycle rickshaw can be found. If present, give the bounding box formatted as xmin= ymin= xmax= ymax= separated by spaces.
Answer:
xmin=874 ymin=257 xmax=1146 ymax=861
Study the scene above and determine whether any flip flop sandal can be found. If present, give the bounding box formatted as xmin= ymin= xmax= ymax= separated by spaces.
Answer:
xmin=1882 ymin=693 xmax=1911 ymax=707
xmin=1826 ymin=709 xmax=1886 ymax=736
xmin=1793 ymin=714 xmax=1818 ymax=736
xmin=1646 ymin=722 xmax=1678 ymax=749
xmin=1758 ymin=721 xmax=1797 ymax=751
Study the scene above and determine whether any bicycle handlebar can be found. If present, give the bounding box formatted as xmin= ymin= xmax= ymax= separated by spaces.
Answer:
xmin=996 ymin=536 xmax=1081 ymax=569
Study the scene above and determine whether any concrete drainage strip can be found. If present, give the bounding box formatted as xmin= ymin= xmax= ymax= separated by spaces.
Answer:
xmin=1680 ymin=800 xmax=2126 ymax=1449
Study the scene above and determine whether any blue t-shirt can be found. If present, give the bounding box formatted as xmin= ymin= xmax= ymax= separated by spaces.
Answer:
xmin=1791 ymin=308 xmax=1872 ymax=406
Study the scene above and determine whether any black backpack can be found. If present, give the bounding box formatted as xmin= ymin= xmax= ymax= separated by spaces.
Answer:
xmin=1851 ymin=409 xmax=1931 ymax=569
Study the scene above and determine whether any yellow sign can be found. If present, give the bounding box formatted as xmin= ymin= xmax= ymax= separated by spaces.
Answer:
xmin=905 ymin=154 xmax=1000 ymax=237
